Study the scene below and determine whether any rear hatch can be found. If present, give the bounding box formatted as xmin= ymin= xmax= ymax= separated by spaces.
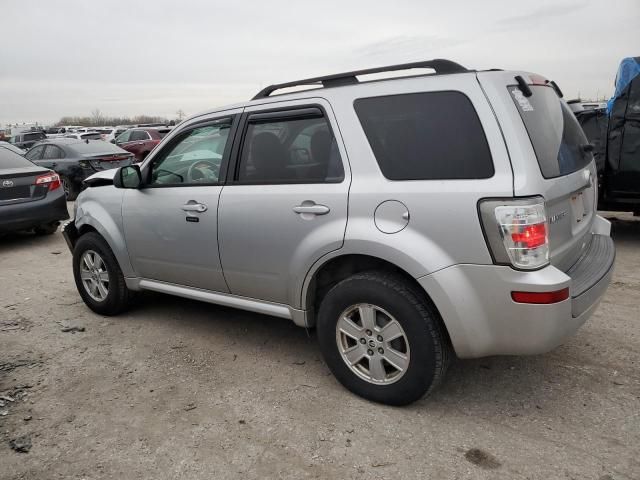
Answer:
xmin=0 ymin=150 xmax=52 ymax=205
xmin=477 ymin=71 xmax=598 ymax=271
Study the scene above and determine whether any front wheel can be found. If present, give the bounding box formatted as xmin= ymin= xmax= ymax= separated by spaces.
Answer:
xmin=61 ymin=176 xmax=79 ymax=201
xmin=317 ymin=272 xmax=450 ymax=405
xmin=72 ymin=232 xmax=132 ymax=315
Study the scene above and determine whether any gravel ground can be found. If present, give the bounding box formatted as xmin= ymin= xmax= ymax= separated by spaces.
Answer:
xmin=0 ymin=210 xmax=638 ymax=480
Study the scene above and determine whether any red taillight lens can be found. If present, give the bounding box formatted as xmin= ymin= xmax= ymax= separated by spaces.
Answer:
xmin=511 ymin=223 xmax=547 ymax=249
xmin=511 ymin=288 xmax=570 ymax=304
xmin=35 ymin=172 xmax=61 ymax=191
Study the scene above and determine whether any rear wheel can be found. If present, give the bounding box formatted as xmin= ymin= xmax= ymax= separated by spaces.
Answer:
xmin=34 ymin=222 xmax=59 ymax=235
xmin=317 ymin=271 xmax=450 ymax=405
xmin=72 ymin=232 xmax=132 ymax=315
xmin=61 ymin=176 xmax=79 ymax=201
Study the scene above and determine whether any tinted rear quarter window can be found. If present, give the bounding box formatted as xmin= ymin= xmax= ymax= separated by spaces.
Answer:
xmin=508 ymin=85 xmax=592 ymax=178
xmin=354 ymin=91 xmax=494 ymax=180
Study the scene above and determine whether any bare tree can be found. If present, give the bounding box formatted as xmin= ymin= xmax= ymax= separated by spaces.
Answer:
xmin=176 ymin=109 xmax=185 ymax=121
xmin=91 ymin=109 xmax=103 ymax=126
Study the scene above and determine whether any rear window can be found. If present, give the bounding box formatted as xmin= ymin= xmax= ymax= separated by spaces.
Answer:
xmin=508 ymin=85 xmax=592 ymax=178
xmin=0 ymin=147 xmax=35 ymax=168
xmin=68 ymin=141 xmax=125 ymax=155
xmin=157 ymin=129 xmax=171 ymax=138
xmin=354 ymin=91 xmax=494 ymax=180
xmin=81 ymin=133 xmax=102 ymax=140
xmin=24 ymin=132 xmax=44 ymax=141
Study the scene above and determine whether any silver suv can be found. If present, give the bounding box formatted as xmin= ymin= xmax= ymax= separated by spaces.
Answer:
xmin=62 ymin=60 xmax=615 ymax=405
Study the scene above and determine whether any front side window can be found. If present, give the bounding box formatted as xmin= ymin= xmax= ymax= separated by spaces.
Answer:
xmin=116 ymin=131 xmax=131 ymax=143
xmin=237 ymin=111 xmax=344 ymax=184
xmin=43 ymin=145 xmax=64 ymax=159
xmin=149 ymin=120 xmax=232 ymax=186
xmin=25 ymin=145 xmax=45 ymax=160
xmin=354 ymin=91 xmax=494 ymax=180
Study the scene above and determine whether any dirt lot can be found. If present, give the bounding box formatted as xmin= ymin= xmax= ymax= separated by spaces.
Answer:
xmin=1 ymin=210 xmax=638 ymax=480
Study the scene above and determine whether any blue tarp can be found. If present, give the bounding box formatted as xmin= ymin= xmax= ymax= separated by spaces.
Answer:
xmin=607 ymin=57 xmax=640 ymax=114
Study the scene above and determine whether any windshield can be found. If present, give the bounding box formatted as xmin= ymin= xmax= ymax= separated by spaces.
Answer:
xmin=509 ymin=85 xmax=592 ymax=178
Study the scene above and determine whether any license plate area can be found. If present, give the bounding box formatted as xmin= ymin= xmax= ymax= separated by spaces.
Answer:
xmin=570 ymin=192 xmax=586 ymax=225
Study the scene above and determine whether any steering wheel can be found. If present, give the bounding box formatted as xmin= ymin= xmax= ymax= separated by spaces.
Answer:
xmin=187 ymin=160 xmax=219 ymax=183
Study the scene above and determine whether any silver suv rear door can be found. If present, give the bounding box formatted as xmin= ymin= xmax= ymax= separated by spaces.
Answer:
xmin=477 ymin=71 xmax=598 ymax=271
xmin=218 ymin=98 xmax=350 ymax=308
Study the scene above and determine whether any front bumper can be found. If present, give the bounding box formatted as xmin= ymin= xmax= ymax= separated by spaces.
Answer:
xmin=0 ymin=189 xmax=69 ymax=233
xmin=61 ymin=218 xmax=79 ymax=252
xmin=419 ymin=229 xmax=615 ymax=359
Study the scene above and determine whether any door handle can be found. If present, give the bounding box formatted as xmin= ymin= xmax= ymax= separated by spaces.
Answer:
xmin=293 ymin=203 xmax=330 ymax=215
xmin=182 ymin=202 xmax=208 ymax=213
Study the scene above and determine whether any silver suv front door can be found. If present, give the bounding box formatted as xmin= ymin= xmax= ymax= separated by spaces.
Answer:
xmin=121 ymin=115 xmax=239 ymax=292
xmin=218 ymin=100 xmax=350 ymax=307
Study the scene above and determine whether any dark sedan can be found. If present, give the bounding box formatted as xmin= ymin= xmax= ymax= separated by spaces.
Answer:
xmin=25 ymin=138 xmax=134 ymax=200
xmin=0 ymin=147 xmax=68 ymax=235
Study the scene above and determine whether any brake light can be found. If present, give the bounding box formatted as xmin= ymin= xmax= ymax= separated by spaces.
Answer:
xmin=479 ymin=198 xmax=550 ymax=270
xmin=35 ymin=172 xmax=61 ymax=191
xmin=510 ymin=223 xmax=547 ymax=249
xmin=511 ymin=288 xmax=569 ymax=304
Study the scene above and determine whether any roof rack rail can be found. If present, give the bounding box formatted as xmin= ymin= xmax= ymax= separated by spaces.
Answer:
xmin=252 ymin=59 xmax=469 ymax=100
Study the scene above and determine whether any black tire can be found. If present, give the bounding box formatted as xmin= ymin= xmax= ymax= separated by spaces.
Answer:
xmin=34 ymin=222 xmax=59 ymax=235
xmin=317 ymin=271 xmax=450 ymax=406
xmin=72 ymin=232 xmax=132 ymax=316
xmin=61 ymin=176 xmax=79 ymax=201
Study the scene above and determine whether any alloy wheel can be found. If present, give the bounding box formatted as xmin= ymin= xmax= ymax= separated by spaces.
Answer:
xmin=335 ymin=303 xmax=410 ymax=385
xmin=79 ymin=250 xmax=109 ymax=301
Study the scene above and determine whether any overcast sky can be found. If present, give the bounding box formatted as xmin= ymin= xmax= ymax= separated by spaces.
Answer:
xmin=1 ymin=0 xmax=638 ymax=125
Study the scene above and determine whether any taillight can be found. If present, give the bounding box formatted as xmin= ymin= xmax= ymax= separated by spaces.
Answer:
xmin=479 ymin=198 xmax=549 ymax=270
xmin=35 ymin=171 xmax=61 ymax=191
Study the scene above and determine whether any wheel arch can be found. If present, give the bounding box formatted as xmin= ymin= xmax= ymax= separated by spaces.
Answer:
xmin=302 ymin=253 xmax=451 ymax=344
xmin=75 ymin=207 xmax=135 ymax=277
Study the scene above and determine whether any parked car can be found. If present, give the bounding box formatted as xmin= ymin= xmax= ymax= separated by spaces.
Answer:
xmin=62 ymin=59 xmax=614 ymax=406
xmin=601 ymin=57 xmax=640 ymax=214
xmin=104 ymin=126 xmax=131 ymax=143
xmin=0 ymin=141 xmax=26 ymax=155
xmin=10 ymin=131 xmax=47 ymax=150
xmin=45 ymin=127 xmax=68 ymax=138
xmin=64 ymin=132 xmax=103 ymax=141
xmin=113 ymin=127 xmax=171 ymax=162
xmin=0 ymin=146 xmax=68 ymax=234
xmin=25 ymin=138 xmax=134 ymax=200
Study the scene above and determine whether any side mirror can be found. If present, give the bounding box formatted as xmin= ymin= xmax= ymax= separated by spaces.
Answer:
xmin=110 ymin=139 xmax=116 ymax=144
xmin=113 ymin=164 xmax=142 ymax=189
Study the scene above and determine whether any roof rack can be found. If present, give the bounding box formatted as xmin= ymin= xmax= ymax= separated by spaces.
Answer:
xmin=252 ymin=59 xmax=469 ymax=100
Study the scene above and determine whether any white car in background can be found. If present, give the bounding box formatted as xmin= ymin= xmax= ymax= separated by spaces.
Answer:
xmin=64 ymin=132 xmax=103 ymax=141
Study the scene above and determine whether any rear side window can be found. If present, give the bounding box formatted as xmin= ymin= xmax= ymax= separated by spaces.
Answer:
xmin=354 ymin=91 xmax=494 ymax=180
xmin=508 ymin=85 xmax=591 ymax=178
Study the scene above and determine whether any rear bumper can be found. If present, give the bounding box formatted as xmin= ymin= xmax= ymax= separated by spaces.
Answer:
xmin=0 ymin=189 xmax=69 ymax=233
xmin=419 ymin=219 xmax=615 ymax=358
